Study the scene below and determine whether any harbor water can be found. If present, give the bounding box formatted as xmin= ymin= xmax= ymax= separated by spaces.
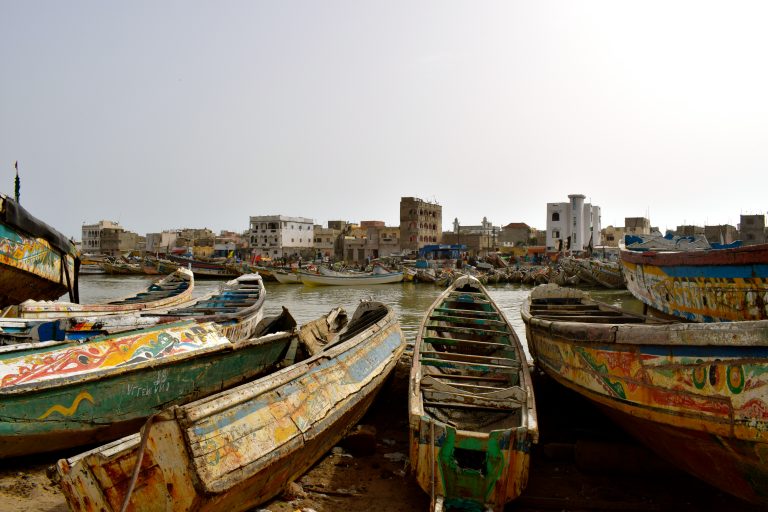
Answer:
xmin=76 ymin=274 xmax=643 ymax=362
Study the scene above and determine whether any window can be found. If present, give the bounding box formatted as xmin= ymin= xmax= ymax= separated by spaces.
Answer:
xmin=552 ymin=212 xmax=560 ymax=221
xmin=553 ymin=230 xmax=560 ymax=238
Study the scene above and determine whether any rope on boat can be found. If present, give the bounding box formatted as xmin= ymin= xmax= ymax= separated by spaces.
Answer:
xmin=120 ymin=414 xmax=158 ymax=512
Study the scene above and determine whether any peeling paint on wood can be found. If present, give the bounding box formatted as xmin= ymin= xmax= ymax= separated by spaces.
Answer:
xmin=55 ymin=301 xmax=405 ymax=512
xmin=522 ymin=284 xmax=768 ymax=506
xmin=409 ymin=275 xmax=537 ymax=512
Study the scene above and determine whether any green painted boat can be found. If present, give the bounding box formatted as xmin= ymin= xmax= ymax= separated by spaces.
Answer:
xmin=0 ymin=307 xmax=296 ymax=458
xmin=409 ymin=275 xmax=538 ymax=512
xmin=0 ymin=194 xmax=80 ymax=308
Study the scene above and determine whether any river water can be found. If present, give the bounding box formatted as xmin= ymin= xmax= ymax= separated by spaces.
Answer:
xmin=76 ymin=274 xmax=642 ymax=362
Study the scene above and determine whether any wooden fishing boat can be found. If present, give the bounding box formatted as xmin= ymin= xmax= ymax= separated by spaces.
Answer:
xmin=0 ymin=194 xmax=80 ymax=307
xmin=409 ymin=275 xmax=538 ymax=512
xmin=2 ymin=267 xmax=194 ymax=320
xmin=50 ymin=273 xmax=267 ymax=342
xmin=167 ymin=254 xmax=241 ymax=279
xmin=0 ymin=307 xmax=297 ymax=458
xmin=578 ymin=259 xmax=624 ymax=289
xmin=301 ymin=269 xmax=404 ymax=286
xmin=620 ymin=240 xmax=768 ymax=321
xmin=100 ymin=259 xmax=143 ymax=275
xmin=521 ymin=284 xmax=768 ymax=506
xmin=273 ymin=269 xmax=303 ymax=284
xmin=55 ymin=301 xmax=405 ymax=512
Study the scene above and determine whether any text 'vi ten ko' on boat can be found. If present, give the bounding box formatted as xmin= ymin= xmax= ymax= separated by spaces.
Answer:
xmin=55 ymin=300 xmax=405 ymax=512
xmin=409 ymin=275 xmax=538 ymax=512
xmin=521 ymin=283 xmax=768 ymax=506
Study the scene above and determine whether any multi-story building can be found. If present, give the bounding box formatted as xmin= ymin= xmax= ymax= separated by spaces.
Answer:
xmin=704 ymin=224 xmax=738 ymax=245
xmin=81 ymin=220 xmax=121 ymax=254
xmin=739 ymin=214 xmax=766 ymax=245
xmin=100 ymin=227 xmax=142 ymax=257
xmin=499 ymin=222 xmax=533 ymax=247
xmin=546 ymin=194 xmax=601 ymax=253
xmin=400 ymin=197 xmax=441 ymax=253
xmin=340 ymin=221 xmax=401 ymax=264
xmin=145 ymin=230 xmax=179 ymax=255
xmin=313 ymin=224 xmax=343 ymax=261
xmin=601 ymin=226 xmax=625 ymax=247
xmin=249 ymin=215 xmax=314 ymax=259
xmin=444 ymin=216 xmax=500 ymax=255
xmin=675 ymin=225 xmax=705 ymax=237
xmin=624 ymin=217 xmax=651 ymax=236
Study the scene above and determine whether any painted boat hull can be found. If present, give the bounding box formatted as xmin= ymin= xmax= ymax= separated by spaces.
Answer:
xmin=409 ymin=275 xmax=538 ymax=511
xmin=0 ymin=310 xmax=297 ymax=458
xmin=273 ymin=271 xmax=302 ymax=284
xmin=8 ymin=268 xmax=195 ymax=320
xmin=301 ymin=271 xmax=404 ymax=286
xmin=52 ymin=274 xmax=266 ymax=342
xmin=521 ymin=284 xmax=768 ymax=506
xmin=55 ymin=302 xmax=405 ymax=512
xmin=620 ymin=243 xmax=768 ymax=322
xmin=0 ymin=195 xmax=79 ymax=307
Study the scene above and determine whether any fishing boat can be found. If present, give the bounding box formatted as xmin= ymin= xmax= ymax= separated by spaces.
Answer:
xmin=55 ymin=301 xmax=405 ymax=512
xmin=521 ymin=283 xmax=768 ymax=506
xmin=578 ymin=259 xmax=624 ymax=289
xmin=50 ymin=273 xmax=267 ymax=342
xmin=2 ymin=267 xmax=194 ymax=320
xmin=273 ymin=269 xmax=303 ymax=284
xmin=0 ymin=307 xmax=297 ymax=458
xmin=409 ymin=275 xmax=538 ymax=512
xmin=167 ymin=254 xmax=241 ymax=279
xmin=620 ymin=237 xmax=768 ymax=321
xmin=301 ymin=269 xmax=404 ymax=286
xmin=0 ymin=194 xmax=80 ymax=307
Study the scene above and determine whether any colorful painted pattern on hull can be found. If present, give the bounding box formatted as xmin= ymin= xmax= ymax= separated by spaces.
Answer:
xmin=0 ymin=319 xmax=295 ymax=458
xmin=620 ymin=244 xmax=768 ymax=322
xmin=523 ymin=288 xmax=768 ymax=506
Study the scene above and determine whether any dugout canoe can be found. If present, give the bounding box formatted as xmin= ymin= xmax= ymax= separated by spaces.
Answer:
xmin=0 ymin=194 xmax=80 ymax=308
xmin=409 ymin=275 xmax=538 ymax=512
xmin=55 ymin=301 xmax=405 ymax=512
xmin=0 ymin=308 xmax=297 ymax=458
xmin=521 ymin=283 xmax=768 ymax=506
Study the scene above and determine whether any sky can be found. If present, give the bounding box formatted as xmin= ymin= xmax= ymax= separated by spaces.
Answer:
xmin=2 ymin=1 xmax=767 ymax=241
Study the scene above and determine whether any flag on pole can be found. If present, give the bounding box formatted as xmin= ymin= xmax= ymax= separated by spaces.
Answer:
xmin=13 ymin=161 xmax=20 ymax=203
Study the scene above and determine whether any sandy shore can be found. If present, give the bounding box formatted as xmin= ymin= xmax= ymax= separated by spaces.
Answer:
xmin=1 ymin=373 xmax=762 ymax=512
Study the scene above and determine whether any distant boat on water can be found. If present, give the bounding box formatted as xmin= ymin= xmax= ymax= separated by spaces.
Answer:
xmin=0 ymin=194 xmax=80 ymax=308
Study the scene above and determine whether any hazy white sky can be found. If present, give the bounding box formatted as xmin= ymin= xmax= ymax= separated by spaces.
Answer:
xmin=2 ymin=1 xmax=767 ymax=240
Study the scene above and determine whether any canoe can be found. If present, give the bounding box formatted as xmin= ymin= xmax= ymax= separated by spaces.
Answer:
xmin=0 ymin=307 xmax=297 ymax=458
xmin=409 ymin=275 xmax=538 ymax=512
xmin=2 ymin=267 xmax=195 ymax=320
xmin=301 ymin=270 xmax=404 ymax=286
xmin=577 ymin=259 xmax=624 ymax=289
xmin=521 ymin=283 xmax=768 ymax=506
xmin=620 ymin=240 xmax=768 ymax=321
xmin=55 ymin=301 xmax=405 ymax=512
xmin=167 ymin=255 xmax=241 ymax=279
xmin=51 ymin=273 xmax=267 ymax=342
xmin=0 ymin=194 xmax=80 ymax=307
xmin=273 ymin=269 xmax=303 ymax=284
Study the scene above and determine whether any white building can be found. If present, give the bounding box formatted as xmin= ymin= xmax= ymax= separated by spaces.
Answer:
xmin=546 ymin=194 xmax=601 ymax=253
xmin=249 ymin=215 xmax=314 ymax=259
xmin=81 ymin=220 xmax=121 ymax=254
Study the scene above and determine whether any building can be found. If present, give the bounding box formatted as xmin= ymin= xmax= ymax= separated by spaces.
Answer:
xmin=443 ymin=216 xmax=500 ymax=256
xmin=601 ymin=225 xmax=625 ymax=247
xmin=249 ymin=215 xmax=314 ymax=259
xmin=546 ymin=194 xmax=602 ymax=253
xmin=81 ymin=220 xmax=121 ymax=254
xmin=739 ymin=214 xmax=766 ymax=245
xmin=145 ymin=230 xmax=179 ymax=255
xmin=675 ymin=225 xmax=705 ymax=237
xmin=399 ymin=197 xmax=442 ymax=253
xmin=340 ymin=221 xmax=401 ymax=264
xmin=624 ymin=217 xmax=651 ymax=236
xmin=99 ymin=227 xmax=143 ymax=257
xmin=703 ymin=224 xmax=738 ymax=245
xmin=499 ymin=222 xmax=534 ymax=247
xmin=313 ymin=224 xmax=343 ymax=261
